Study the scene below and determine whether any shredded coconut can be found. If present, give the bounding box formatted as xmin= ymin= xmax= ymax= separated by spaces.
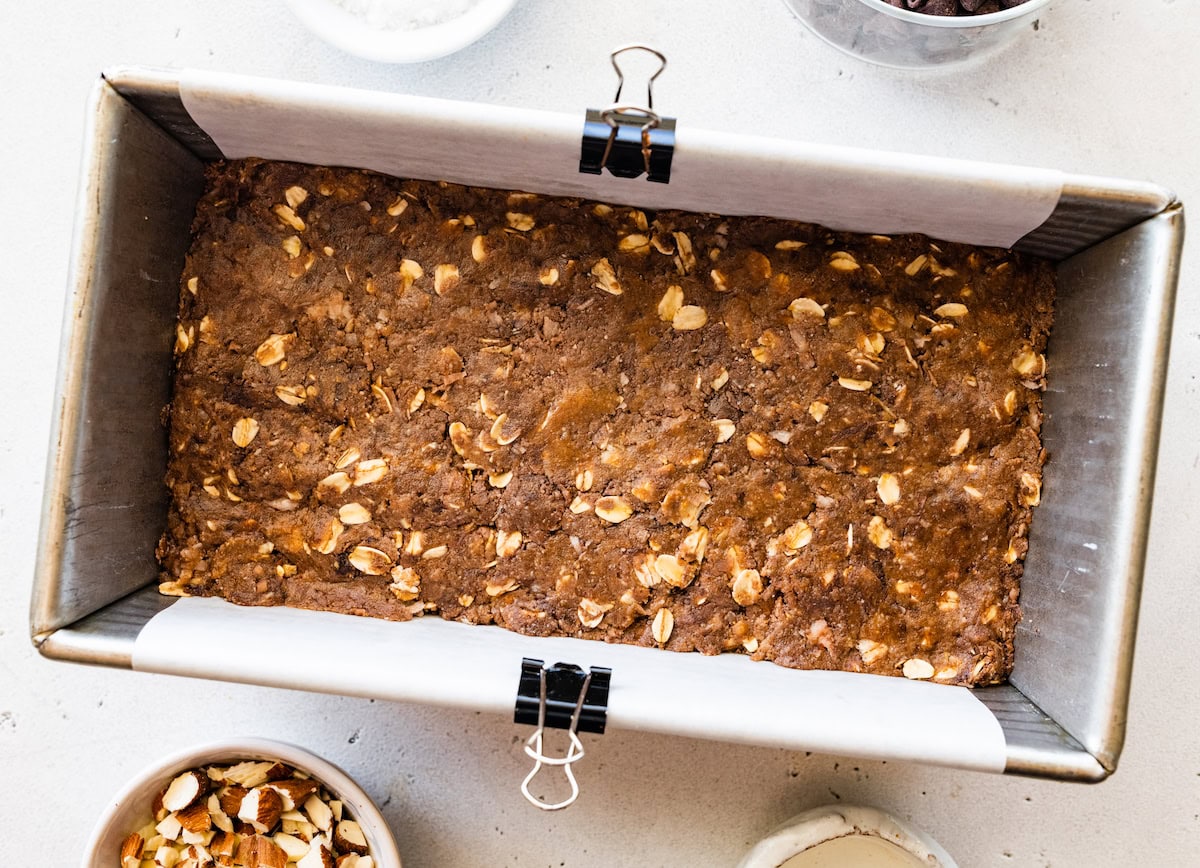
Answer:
xmin=332 ymin=0 xmax=482 ymax=31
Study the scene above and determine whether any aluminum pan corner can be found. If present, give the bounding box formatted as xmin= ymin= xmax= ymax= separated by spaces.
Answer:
xmin=1014 ymin=203 xmax=1184 ymax=772
xmin=31 ymin=78 xmax=205 ymax=639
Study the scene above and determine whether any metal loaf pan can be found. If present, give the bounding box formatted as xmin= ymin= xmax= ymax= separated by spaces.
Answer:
xmin=32 ymin=67 xmax=1184 ymax=782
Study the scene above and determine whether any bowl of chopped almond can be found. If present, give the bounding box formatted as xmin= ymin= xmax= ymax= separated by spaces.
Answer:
xmin=85 ymin=738 xmax=400 ymax=867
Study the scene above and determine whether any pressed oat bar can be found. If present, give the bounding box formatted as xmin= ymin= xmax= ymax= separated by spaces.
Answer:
xmin=158 ymin=159 xmax=1054 ymax=686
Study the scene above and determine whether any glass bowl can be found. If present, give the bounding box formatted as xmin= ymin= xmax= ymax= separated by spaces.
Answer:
xmin=783 ymin=0 xmax=1052 ymax=69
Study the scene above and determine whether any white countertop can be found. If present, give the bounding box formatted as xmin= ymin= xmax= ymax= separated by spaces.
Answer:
xmin=2 ymin=1 xmax=1197 ymax=865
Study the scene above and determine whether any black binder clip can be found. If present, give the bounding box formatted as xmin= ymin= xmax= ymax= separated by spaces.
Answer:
xmin=514 ymin=658 xmax=611 ymax=810
xmin=579 ymin=45 xmax=676 ymax=184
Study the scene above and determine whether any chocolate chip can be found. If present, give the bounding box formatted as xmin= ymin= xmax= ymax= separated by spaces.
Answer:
xmin=886 ymin=0 xmax=1029 ymax=14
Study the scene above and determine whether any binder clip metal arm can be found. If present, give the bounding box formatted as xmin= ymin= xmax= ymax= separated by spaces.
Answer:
xmin=580 ymin=45 xmax=676 ymax=183
xmin=515 ymin=658 xmax=611 ymax=811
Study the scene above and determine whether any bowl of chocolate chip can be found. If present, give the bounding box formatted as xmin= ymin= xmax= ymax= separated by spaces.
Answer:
xmin=84 ymin=739 xmax=401 ymax=867
xmin=783 ymin=0 xmax=1051 ymax=69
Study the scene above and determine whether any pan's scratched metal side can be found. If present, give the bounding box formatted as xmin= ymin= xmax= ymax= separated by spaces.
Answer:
xmin=976 ymin=685 xmax=1106 ymax=781
xmin=1014 ymin=177 xmax=1174 ymax=261
xmin=36 ymin=586 xmax=174 ymax=668
xmin=102 ymin=66 xmax=222 ymax=161
xmin=30 ymin=79 xmax=205 ymax=639
xmin=1013 ymin=204 xmax=1184 ymax=774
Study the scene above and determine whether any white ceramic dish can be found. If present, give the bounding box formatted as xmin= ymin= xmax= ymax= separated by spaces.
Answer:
xmin=782 ymin=0 xmax=1052 ymax=69
xmin=82 ymin=738 xmax=402 ymax=868
xmin=737 ymin=805 xmax=957 ymax=867
xmin=285 ymin=0 xmax=518 ymax=63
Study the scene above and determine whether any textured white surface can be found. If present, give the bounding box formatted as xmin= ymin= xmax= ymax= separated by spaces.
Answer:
xmin=1 ymin=1 xmax=1197 ymax=866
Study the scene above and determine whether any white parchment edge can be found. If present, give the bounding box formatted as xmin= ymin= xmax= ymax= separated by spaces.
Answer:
xmin=134 ymin=598 xmax=1006 ymax=773
xmin=179 ymin=69 xmax=1061 ymax=248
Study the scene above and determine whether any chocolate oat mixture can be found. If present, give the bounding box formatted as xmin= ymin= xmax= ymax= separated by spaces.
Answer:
xmin=158 ymin=160 xmax=1053 ymax=686
xmin=885 ymin=0 xmax=1031 ymax=15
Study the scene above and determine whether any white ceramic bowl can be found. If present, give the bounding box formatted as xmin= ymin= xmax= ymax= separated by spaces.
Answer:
xmin=286 ymin=0 xmax=518 ymax=63
xmin=82 ymin=738 xmax=402 ymax=868
xmin=783 ymin=0 xmax=1052 ymax=69
xmin=738 ymin=805 xmax=957 ymax=867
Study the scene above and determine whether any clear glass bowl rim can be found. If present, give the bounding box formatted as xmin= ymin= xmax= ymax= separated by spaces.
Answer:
xmin=841 ymin=0 xmax=1052 ymax=28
